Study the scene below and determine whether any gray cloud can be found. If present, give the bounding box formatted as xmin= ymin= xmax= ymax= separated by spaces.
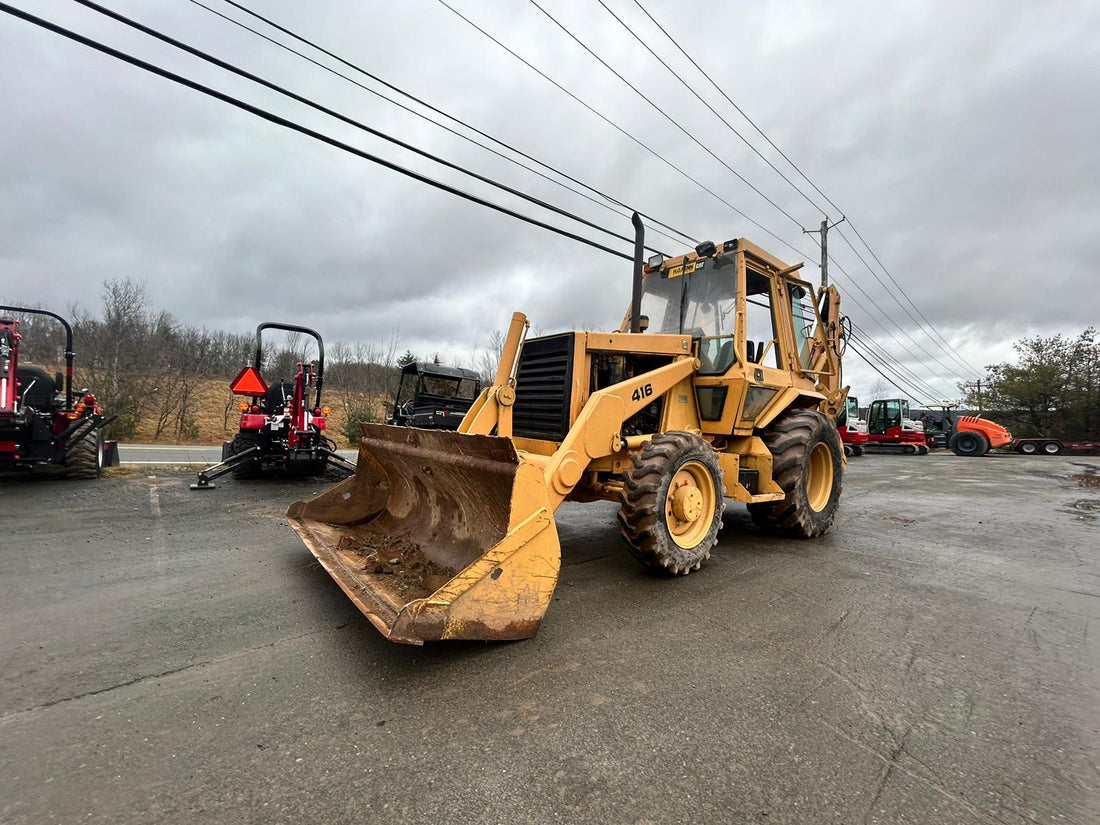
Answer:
xmin=2 ymin=0 xmax=1098 ymax=401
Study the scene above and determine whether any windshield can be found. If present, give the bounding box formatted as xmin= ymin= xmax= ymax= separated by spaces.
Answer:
xmin=639 ymin=258 xmax=737 ymax=336
xmin=839 ymin=396 xmax=858 ymax=426
xmin=422 ymin=374 xmax=478 ymax=400
xmin=790 ymin=285 xmax=814 ymax=369
xmin=639 ymin=271 xmax=683 ymax=334
xmin=396 ymin=371 xmax=419 ymax=406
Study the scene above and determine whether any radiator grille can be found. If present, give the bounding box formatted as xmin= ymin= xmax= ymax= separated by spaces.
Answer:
xmin=512 ymin=332 xmax=575 ymax=441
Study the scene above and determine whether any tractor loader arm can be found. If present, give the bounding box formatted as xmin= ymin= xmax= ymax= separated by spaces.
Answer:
xmin=537 ymin=356 xmax=698 ymax=508
xmin=806 ymin=285 xmax=849 ymax=419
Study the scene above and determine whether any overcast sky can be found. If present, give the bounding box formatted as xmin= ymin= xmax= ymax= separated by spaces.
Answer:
xmin=2 ymin=0 xmax=1098 ymax=401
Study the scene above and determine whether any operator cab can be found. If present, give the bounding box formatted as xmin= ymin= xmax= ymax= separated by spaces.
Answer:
xmin=837 ymin=396 xmax=860 ymax=429
xmin=868 ymin=398 xmax=906 ymax=435
xmin=636 ymin=239 xmax=821 ymax=378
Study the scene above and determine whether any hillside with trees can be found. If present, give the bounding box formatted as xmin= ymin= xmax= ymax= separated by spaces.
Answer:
xmin=5 ymin=278 xmax=499 ymax=446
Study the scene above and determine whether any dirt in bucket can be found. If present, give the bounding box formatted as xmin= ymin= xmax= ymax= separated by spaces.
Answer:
xmin=348 ymin=533 xmax=457 ymax=599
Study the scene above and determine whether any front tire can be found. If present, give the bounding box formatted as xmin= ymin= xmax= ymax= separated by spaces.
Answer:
xmin=65 ymin=425 xmax=103 ymax=479
xmin=950 ymin=430 xmax=987 ymax=457
xmin=1017 ymin=441 xmax=1038 ymax=455
xmin=618 ymin=432 xmax=725 ymax=575
xmin=748 ymin=409 xmax=843 ymax=538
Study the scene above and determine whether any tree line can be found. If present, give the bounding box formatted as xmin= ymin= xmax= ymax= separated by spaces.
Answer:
xmin=5 ymin=278 xmax=503 ymax=443
xmin=965 ymin=327 xmax=1099 ymax=440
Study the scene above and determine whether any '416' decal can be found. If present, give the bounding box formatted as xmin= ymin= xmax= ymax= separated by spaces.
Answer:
xmin=631 ymin=383 xmax=654 ymax=402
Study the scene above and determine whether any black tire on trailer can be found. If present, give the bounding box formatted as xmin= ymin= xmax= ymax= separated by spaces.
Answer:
xmin=1017 ymin=441 xmax=1038 ymax=455
xmin=950 ymin=430 xmax=987 ymax=457
xmin=1042 ymin=440 xmax=1062 ymax=455
xmin=230 ymin=431 xmax=264 ymax=479
xmin=748 ymin=409 xmax=843 ymax=538
xmin=618 ymin=431 xmax=725 ymax=575
xmin=65 ymin=425 xmax=103 ymax=480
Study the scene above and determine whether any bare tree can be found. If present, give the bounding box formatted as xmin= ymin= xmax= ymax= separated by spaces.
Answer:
xmin=475 ymin=329 xmax=506 ymax=382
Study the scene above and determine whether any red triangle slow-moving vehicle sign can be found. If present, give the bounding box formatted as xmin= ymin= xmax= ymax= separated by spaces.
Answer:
xmin=229 ymin=366 xmax=268 ymax=396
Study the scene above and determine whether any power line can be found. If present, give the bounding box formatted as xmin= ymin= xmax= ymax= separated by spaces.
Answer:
xmin=71 ymin=0 xmax=665 ymax=256
xmin=834 ymin=225 xmax=980 ymax=379
xmin=630 ymin=0 xmax=844 ymax=216
xmin=848 ymin=339 xmax=930 ymax=405
xmin=23 ymin=1 xmax=968 ymax=397
xmin=526 ymin=0 xmax=806 ymax=229
xmin=459 ymin=0 xmax=970 ymax=390
xmin=848 ymin=335 xmax=935 ymax=405
xmin=215 ymin=0 xmax=698 ymax=248
xmin=1 ymin=2 xmax=635 ymax=261
xmin=850 ymin=325 xmax=946 ymax=401
xmin=826 ymin=256 xmax=964 ymax=397
xmin=595 ymin=0 xmax=830 ymax=218
xmin=844 ymin=219 xmax=985 ymax=375
xmin=629 ymin=0 xmax=983 ymax=381
xmin=183 ymin=0 xmax=691 ymax=252
xmin=437 ymin=0 xmax=816 ymax=262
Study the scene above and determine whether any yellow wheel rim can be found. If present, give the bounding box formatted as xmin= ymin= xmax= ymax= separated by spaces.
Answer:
xmin=665 ymin=460 xmax=716 ymax=548
xmin=806 ymin=443 xmax=834 ymax=512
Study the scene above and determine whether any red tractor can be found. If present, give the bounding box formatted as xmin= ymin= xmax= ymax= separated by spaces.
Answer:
xmin=191 ymin=322 xmax=354 ymax=489
xmin=0 ymin=305 xmax=117 ymax=477
xmin=836 ymin=394 xmax=868 ymax=456
xmin=865 ymin=398 xmax=929 ymax=455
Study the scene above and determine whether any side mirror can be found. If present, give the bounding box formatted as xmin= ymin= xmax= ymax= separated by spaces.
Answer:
xmin=54 ymin=371 xmax=63 ymax=392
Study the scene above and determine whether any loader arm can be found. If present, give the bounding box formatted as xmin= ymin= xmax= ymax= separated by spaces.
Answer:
xmin=537 ymin=356 xmax=698 ymax=508
xmin=803 ymin=285 xmax=848 ymax=418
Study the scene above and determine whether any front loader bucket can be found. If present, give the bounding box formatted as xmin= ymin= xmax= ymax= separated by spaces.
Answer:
xmin=286 ymin=423 xmax=560 ymax=644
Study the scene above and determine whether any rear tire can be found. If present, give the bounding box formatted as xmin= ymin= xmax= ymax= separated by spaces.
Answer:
xmin=618 ymin=431 xmax=725 ymax=575
xmin=65 ymin=425 xmax=103 ymax=480
xmin=1042 ymin=440 xmax=1062 ymax=455
xmin=748 ymin=409 xmax=843 ymax=538
xmin=950 ymin=430 xmax=987 ymax=457
xmin=1017 ymin=441 xmax=1038 ymax=455
xmin=230 ymin=431 xmax=264 ymax=479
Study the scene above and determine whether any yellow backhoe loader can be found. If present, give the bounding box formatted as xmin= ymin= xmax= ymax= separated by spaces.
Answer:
xmin=287 ymin=215 xmax=849 ymax=644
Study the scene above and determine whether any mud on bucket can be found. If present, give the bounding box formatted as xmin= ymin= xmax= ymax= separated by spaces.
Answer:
xmin=286 ymin=423 xmax=560 ymax=644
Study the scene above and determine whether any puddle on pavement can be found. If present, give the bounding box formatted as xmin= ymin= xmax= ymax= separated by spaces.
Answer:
xmin=1060 ymin=499 xmax=1100 ymax=522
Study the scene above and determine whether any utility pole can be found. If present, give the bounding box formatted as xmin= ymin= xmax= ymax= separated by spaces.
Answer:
xmin=804 ymin=216 xmax=846 ymax=288
xmin=962 ymin=378 xmax=984 ymax=414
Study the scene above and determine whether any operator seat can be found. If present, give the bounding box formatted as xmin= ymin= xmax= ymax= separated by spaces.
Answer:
xmin=264 ymin=380 xmax=295 ymax=413
xmin=16 ymin=365 xmax=58 ymax=410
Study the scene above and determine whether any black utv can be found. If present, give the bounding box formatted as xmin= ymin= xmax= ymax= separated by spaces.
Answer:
xmin=388 ymin=362 xmax=482 ymax=431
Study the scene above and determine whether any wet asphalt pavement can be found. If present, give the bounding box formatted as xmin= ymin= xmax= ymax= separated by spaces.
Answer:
xmin=1 ymin=453 xmax=1098 ymax=824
